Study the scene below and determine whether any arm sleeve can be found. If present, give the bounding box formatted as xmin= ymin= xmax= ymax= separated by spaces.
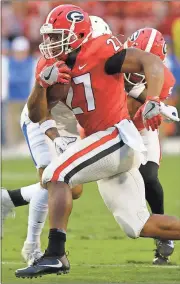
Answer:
xmin=104 ymin=49 xmax=127 ymax=75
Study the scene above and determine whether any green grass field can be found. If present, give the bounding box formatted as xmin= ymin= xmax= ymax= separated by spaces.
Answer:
xmin=2 ymin=156 xmax=180 ymax=284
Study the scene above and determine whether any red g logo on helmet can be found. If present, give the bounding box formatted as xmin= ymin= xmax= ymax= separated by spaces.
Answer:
xmin=129 ymin=30 xmax=140 ymax=41
xmin=66 ymin=11 xmax=84 ymax=22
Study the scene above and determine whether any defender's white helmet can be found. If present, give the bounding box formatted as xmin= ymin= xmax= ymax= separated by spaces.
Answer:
xmin=90 ymin=16 xmax=112 ymax=38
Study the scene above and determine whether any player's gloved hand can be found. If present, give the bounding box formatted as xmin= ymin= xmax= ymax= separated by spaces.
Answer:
xmin=142 ymin=97 xmax=162 ymax=131
xmin=37 ymin=61 xmax=71 ymax=88
xmin=160 ymin=102 xmax=180 ymax=122
xmin=54 ymin=136 xmax=77 ymax=155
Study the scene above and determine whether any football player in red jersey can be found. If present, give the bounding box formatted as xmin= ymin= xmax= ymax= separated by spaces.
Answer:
xmin=15 ymin=5 xmax=180 ymax=278
xmin=2 ymin=15 xmax=113 ymax=265
xmin=123 ymin=28 xmax=176 ymax=264
xmin=77 ymin=25 xmax=179 ymax=265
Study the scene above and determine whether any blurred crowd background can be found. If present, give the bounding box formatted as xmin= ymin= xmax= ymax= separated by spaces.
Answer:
xmin=1 ymin=1 xmax=180 ymax=152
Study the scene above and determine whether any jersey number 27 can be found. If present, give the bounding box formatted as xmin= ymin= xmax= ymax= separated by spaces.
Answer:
xmin=66 ymin=73 xmax=95 ymax=115
xmin=66 ymin=36 xmax=122 ymax=114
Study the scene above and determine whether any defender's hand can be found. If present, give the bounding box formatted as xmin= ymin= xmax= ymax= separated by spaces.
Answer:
xmin=54 ymin=136 xmax=77 ymax=155
xmin=36 ymin=61 xmax=71 ymax=88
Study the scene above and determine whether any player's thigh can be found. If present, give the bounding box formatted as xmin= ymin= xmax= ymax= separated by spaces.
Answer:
xmin=21 ymin=120 xmax=51 ymax=169
xmin=42 ymin=127 xmax=139 ymax=187
xmin=98 ymin=168 xmax=150 ymax=238
xmin=140 ymin=129 xmax=161 ymax=165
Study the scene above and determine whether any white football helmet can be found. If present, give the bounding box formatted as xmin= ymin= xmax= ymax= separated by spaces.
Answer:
xmin=90 ymin=16 xmax=112 ymax=38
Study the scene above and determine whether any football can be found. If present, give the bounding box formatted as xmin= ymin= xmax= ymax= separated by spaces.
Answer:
xmin=46 ymin=82 xmax=71 ymax=110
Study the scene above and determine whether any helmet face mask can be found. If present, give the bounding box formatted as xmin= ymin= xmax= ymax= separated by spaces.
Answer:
xmin=39 ymin=5 xmax=92 ymax=59
xmin=39 ymin=24 xmax=78 ymax=59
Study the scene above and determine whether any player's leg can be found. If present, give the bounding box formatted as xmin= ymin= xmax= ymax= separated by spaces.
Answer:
xmin=2 ymin=104 xmax=49 ymax=225
xmin=140 ymin=129 xmax=164 ymax=215
xmin=140 ymin=162 xmax=174 ymax=264
xmin=140 ymin=129 xmax=174 ymax=264
xmin=15 ymin=127 xmax=135 ymax=277
xmin=98 ymin=168 xmax=150 ymax=239
xmin=23 ymin=168 xmax=83 ymax=263
xmin=1 ymin=109 xmax=50 ymax=242
xmin=15 ymin=126 xmax=180 ymax=278
xmin=140 ymin=215 xmax=180 ymax=239
xmin=2 ymin=183 xmax=40 ymax=222
xmin=140 ymin=162 xmax=164 ymax=214
xmin=98 ymin=169 xmax=180 ymax=239
xmin=20 ymin=120 xmax=51 ymax=263
xmin=21 ymin=121 xmax=83 ymax=265
xmin=45 ymin=128 xmax=130 ymax=252
xmin=2 ymin=186 xmax=47 ymax=261
xmin=3 ymin=176 xmax=82 ymax=264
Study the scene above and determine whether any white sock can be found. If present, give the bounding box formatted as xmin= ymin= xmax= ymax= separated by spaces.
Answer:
xmin=21 ymin=183 xmax=40 ymax=203
xmin=25 ymin=185 xmax=48 ymax=244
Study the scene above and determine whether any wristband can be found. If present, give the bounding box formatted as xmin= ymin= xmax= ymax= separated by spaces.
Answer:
xmin=40 ymin=119 xmax=57 ymax=134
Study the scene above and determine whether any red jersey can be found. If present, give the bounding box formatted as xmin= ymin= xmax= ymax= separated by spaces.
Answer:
xmin=36 ymin=35 xmax=129 ymax=136
xmin=133 ymin=66 xmax=176 ymax=131
xmin=67 ymin=35 xmax=129 ymax=136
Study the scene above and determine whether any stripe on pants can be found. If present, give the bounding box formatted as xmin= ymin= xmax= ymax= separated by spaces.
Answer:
xmin=51 ymin=129 xmax=120 ymax=182
xmin=64 ymin=140 xmax=125 ymax=184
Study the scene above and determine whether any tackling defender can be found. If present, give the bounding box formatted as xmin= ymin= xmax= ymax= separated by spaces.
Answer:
xmin=14 ymin=4 xmax=180 ymax=278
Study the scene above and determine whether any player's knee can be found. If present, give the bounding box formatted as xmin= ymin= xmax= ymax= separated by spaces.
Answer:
xmin=115 ymin=216 xmax=141 ymax=238
xmin=123 ymin=224 xmax=140 ymax=239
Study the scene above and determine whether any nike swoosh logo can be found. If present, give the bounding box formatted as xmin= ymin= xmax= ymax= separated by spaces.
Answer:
xmin=39 ymin=260 xmax=62 ymax=268
xmin=79 ymin=64 xmax=87 ymax=70
xmin=144 ymin=103 xmax=156 ymax=117
xmin=44 ymin=66 xmax=54 ymax=80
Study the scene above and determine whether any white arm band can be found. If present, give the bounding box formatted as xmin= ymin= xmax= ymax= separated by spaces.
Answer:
xmin=40 ymin=119 xmax=57 ymax=134
xmin=128 ymin=84 xmax=145 ymax=99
